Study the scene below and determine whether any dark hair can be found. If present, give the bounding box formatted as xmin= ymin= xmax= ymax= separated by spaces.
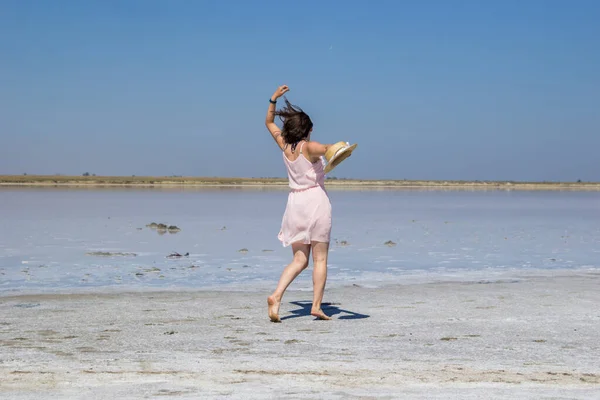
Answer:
xmin=274 ymin=97 xmax=313 ymax=152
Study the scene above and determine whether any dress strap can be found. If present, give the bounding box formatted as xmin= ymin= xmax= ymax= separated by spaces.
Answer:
xmin=299 ymin=141 xmax=305 ymax=154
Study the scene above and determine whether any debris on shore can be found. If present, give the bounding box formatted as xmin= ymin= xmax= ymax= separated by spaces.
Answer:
xmin=167 ymin=252 xmax=189 ymax=258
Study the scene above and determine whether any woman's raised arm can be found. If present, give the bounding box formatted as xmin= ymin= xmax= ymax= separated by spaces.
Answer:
xmin=265 ymin=85 xmax=290 ymax=150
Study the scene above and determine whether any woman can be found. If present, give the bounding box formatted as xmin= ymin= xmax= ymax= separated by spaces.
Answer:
xmin=265 ymin=84 xmax=334 ymax=322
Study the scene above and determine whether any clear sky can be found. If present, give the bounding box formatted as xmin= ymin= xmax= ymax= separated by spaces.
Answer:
xmin=1 ymin=0 xmax=598 ymax=181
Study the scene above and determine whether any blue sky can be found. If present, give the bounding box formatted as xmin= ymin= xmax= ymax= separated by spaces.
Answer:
xmin=1 ymin=0 xmax=598 ymax=181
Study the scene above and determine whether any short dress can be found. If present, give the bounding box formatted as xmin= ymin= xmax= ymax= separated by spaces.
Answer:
xmin=277 ymin=141 xmax=332 ymax=247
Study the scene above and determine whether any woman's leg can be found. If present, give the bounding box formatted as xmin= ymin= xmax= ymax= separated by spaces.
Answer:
xmin=310 ymin=241 xmax=331 ymax=320
xmin=267 ymin=242 xmax=311 ymax=322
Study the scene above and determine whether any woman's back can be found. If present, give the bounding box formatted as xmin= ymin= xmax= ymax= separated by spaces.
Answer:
xmin=282 ymin=141 xmax=325 ymax=190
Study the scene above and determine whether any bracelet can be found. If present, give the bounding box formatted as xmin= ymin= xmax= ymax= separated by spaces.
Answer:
xmin=269 ymin=98 xmax=277 ymax=104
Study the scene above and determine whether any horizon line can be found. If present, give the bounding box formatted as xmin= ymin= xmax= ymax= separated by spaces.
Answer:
xmin=1 ymin=174 xmax=598 ymax=185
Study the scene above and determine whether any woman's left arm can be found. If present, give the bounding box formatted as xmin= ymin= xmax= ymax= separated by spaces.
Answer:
xmin=304 ymin=141 xmax=331 ymax=161
xmin=265 ymin=85 xmax=289 ymax=150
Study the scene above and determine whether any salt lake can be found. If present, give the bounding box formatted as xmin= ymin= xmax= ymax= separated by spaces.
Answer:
xmin=1 ymin=187 xmax=598 ymax=295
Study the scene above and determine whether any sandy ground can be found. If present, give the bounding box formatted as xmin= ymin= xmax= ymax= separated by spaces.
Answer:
xmin=1 ymin=273 xmax=599 ymax=399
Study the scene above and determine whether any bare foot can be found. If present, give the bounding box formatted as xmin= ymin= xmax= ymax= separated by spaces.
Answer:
xmin=311 ymin=308 xmax=331 ymax=320
xmin=267 ymin=295 xmax=281 ymax=323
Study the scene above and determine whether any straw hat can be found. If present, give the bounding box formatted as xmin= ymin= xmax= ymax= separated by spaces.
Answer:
xmin=323 ymin=141 xmax=358 ymax=174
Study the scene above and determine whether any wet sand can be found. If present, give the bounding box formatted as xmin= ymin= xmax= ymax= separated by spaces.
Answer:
xmin=1 ymin=273 xmax=599 ymax=399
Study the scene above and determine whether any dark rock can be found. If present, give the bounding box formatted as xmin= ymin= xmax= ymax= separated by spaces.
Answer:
xmin=167 ymin=252 xmax=189 ymax=258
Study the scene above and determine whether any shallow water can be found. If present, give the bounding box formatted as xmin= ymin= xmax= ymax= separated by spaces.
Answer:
xmin=1 ymin=187 xmax=599 ymax=294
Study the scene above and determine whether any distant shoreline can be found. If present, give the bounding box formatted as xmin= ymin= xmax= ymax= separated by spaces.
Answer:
xmin=1 ymin=175 xmax=599 ymax=190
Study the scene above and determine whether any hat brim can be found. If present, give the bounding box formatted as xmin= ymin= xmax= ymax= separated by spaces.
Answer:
xmin=324 ymin=143 xmax=357 ymax=174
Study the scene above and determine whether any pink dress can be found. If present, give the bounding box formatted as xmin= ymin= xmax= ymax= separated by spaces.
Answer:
xmin=278 ymin=141 xmax=332 ymax=247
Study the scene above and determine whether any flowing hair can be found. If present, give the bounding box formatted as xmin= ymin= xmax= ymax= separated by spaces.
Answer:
xmin=273 ymin=97 xmax=313 ymax=153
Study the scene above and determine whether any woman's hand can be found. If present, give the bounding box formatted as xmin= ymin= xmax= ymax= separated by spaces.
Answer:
xmin=271 ymin=85 xmax=289 ymax=101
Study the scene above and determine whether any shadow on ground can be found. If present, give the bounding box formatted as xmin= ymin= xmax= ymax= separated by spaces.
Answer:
xmin=281 ymin=300 xmax=370 ymax=321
